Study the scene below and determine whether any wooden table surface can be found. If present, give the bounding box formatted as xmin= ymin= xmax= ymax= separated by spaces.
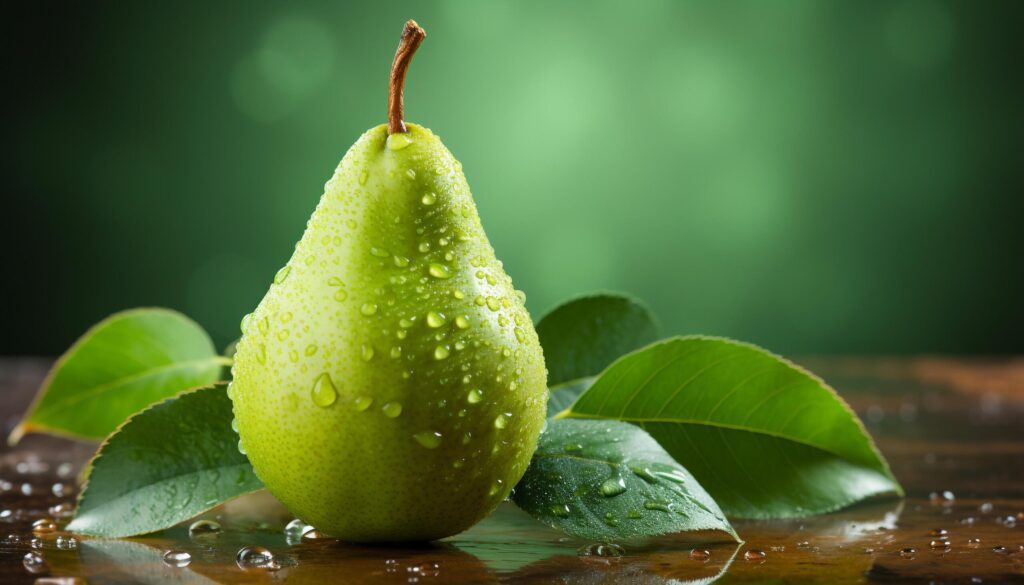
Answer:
xmin=1 ymin=357 xmax=1022 ymax=584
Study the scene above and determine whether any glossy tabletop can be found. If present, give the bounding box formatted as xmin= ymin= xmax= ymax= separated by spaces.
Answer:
xmin=1 ymin=357 xmax=1022 ymax=583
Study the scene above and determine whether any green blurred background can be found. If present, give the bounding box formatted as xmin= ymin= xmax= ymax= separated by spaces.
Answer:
xmin=3 ymin=1 xmax=1022 ymax=356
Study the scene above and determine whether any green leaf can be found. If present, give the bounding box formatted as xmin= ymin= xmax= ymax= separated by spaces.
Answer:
xmin=536 ymin=294 xmax=658 ymax=386
xmin=512 ymin=418 xmax=739 ymax=542
xmin=10 ymin=308 xmax=230 ymax=443
xmin=546 ymin=377 xmax=594 ymax=418
xmin=564 ymin=336 xmax=903 ymax=518
xmin=67 ymin=384 xmax=263 ymax=537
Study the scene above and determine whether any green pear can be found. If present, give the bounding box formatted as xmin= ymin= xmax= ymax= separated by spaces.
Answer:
xmin=230 ymin=21 xmax=547 ymax=542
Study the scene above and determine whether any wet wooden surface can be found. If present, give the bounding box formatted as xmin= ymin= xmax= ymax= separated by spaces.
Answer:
xmin=1 ymin=356 xmax=1022 ymax=584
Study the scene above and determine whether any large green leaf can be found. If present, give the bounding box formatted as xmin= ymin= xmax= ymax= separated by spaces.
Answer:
xmin=10 ymin=308 xmax=229 ymax=443
xmin=536 ymin=294 xmax=658 ymax=386
xmin=563 ymin=336 xmax=902 ymax=518
xmin=512 ymin=418 xmax=738 ymax=542
xmin=67 ymin=384 xmax=263 ymax=537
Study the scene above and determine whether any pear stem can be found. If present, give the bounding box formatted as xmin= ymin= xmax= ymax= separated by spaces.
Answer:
xmin=388 ymin=20 xmax=426 ymax=135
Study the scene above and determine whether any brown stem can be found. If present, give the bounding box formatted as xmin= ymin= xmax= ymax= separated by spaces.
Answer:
xmin=388 ymin=20 xmax=426 ymax=135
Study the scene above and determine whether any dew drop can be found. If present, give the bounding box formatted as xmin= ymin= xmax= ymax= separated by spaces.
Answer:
xmin=390 ymin=346 xmax=402 ymax=359
xmin=189 ymin=519 xmax=222 ymax=537
xmin=354 ymin=396 xmax=374 ymax=411
xmin=967 ymin=538 xmax=981 ymax=547
xmin=930 ymin=539 xmax=951 ymax=549
xmin=413 ymin=431 xmax=443 ymax=449
xmin=48 ymin=503 xmax=74 ymax=519
xmin=361 ymin=344 xmax=375 ymax=361
xmin=494 ymin=413 xmax=511 ymax=429
xmin=429 ymin=263 xmax=452 ymax=279
xmin=742 ymin=549 xmax=766 ymax=563
xmin=387 ymin=133 xmax=413 ymax=150
xmin=382 ymin=402 xmax=403 ymax=418
xmin=551 ymin=504 xmax=570 ymax=518
xmin=393 ymin=255 xmax=410 ymax=268
xmin=163 ymin=549 xmax=192 ymax=567
xmin=467 ymin=389 xmax=483 ymax=404
xmin=236 ymin=545 xmax=278 ymax=570
xmin=488 ymin=479 xmax=504 ymax=497
xmin=240 ymin=313 xmax=252 ymax=334
xmin=237 ymin=439 xmax=247 ymax=455
xmin=689 ymin=549 xmax=710 ymax=561
xmin=421 ymin=192 xmax=436 ymax=205
xmin=255 ymin=343 xmax=267 ymax=364
xmin=358 ymin=170 xmax=368 ymax=185
xmin=418 ymin=242 xmax=431 ymax=253
xmin=311 ymin=373 xmax=338 ymax=408
xmin=22 ymin=552 xmax=46 ymax=574
xmin=644 ymin=500 xmax=673 ymax=513
xmin=274 ymin=266 xmax=291 ymax=284
xmin=31 ymin=519 xmax=56 ymax=535
xmin=599 ymin=477 xmax=627 ymax=497
xmin=360 ymin=303 xmax=378 ymax=316
xmin=900 ymin=547 xmax=916 ymax=558
xmin=284 ymin=518 xmax=312 ymax=537
xmin=426 ymin=311 xmax=446 ymax=328
xmin=304 ymin=344 xmax=318 ymax=356
xmin=514 ymin=328 xmax=526 ymax=343
xmin=578 ymin=543 xmax=624 ymax=558
xmin=992 ymin=545 xmax=1008 ymax=554
xmin=434 ymin=346 xmax=451 ymax=360
xmin=258 ymin=317 xmax=269 ymax=335
xmin=486 ymin=297 xmax=500 ymax=311
xmin=334 ymin=289 xmax=349 ymax=302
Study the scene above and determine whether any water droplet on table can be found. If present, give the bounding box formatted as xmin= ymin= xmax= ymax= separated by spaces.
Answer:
xmin=162 ymin=549 xmax=192 ymax=567
xmin=578 ymin=543 xmax=625 ymax=558
xmin=744 ymin=549 xmax=767 ymax=562
xmin=31 ymin=519 xmax=56 ymax=535
xmin=22 ymin=551 xmax=47 ymax=574
xmin=236 ymin=545 xmax=279 ymax=570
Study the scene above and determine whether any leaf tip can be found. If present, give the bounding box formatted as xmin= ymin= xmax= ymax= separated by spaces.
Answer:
xmin=6 ymin=424 xmax=25 ymax=447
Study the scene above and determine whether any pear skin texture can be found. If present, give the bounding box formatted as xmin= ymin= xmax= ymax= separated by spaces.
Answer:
xmin=230 ymin=124 xmax=548 ymax=542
